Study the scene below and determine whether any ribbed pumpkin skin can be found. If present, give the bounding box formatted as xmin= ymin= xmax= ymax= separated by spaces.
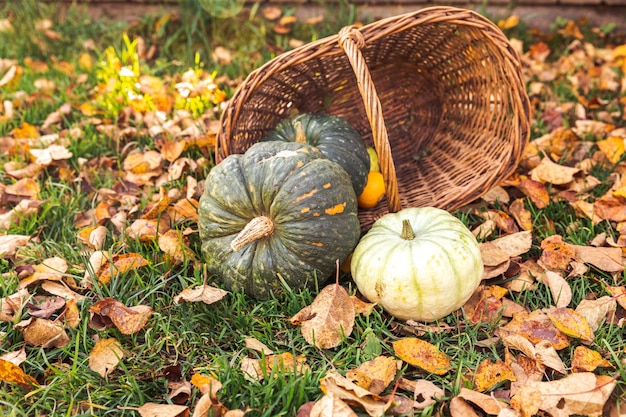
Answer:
xmin=263 ymin=113 xmax=370 ymax=196
xmin=199 ymin=141 xmax=361 ymax=300
xmin=351 ymin=207 xmax=483 ymax=322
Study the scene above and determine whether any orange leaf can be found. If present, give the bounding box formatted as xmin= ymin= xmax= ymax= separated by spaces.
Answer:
xmin=97 ymin=253 xmax=149 ymax=284
xmin=190 ymin=373 xmax=222 ymax=397
xmin=547 ymin=307 xmax=593 ymax=342
xmin=517 ymin=179 xmax=550 ymax=209
xmin=346 ymin=356 xmax=399 ymax=394
xmin=509 ymin=198 xmax=533 ymax=231
xmin=540 ymin=235 xmax=575 ymax=271
xmin=88 ymin=337 xmax=125 ymax=377
xmin=88 ymin=298 xmax=153 ymax=334
xmin=0 ymin=358 xmax=37 ymax=389
xmin=392 ymin=338 xmax=451 ymax=375
xmin=596 ymin=136 xmax=625 ymax=164
xmin=15 ymin=317 xmax=70 ymax=348
xmin=12 ymin=122 xmax=39 ymax=139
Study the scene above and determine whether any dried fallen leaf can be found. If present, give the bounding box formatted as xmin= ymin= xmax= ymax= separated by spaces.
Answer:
xmin=0 ymin=358 xmax=37 ymax=389
xmin=397 ymin=378 xmax=444 ymax=410
xmin=244 ymin=337 xmax=274 ymax=355
xmin=456 ymin=387 xmax=508 ymax=415
xmin=89 ymin=298 xmax=153 ymax=334
xmin=473 ymin=359 xmax=516 ymax=392
xmin=540 ymin=235 xmax=576 ymax=271
xmin=173 ymin=284 xmax=227 ymax=305
xmin=575 ymin=296 xmax=617 ymax=331
xmin=158 ymin=229 xmax=196 ymax=263
xmin=310 ymin=392 xmax=358 ymax=417
xmin=15 ymin=317 xmax=70 ymax=348
xmin=88 ymin=337 xmax=125 ymax=377
xmin=290 ymin=284 xmax=355 ymax=349
xmin=319 ymin=371 xmax=390 ymax=417
xmin=525 ymin=372 xmax=616 ymax=417
xmin=97 ymin=253 xmax=149 ymax=284
xmin=392 ymin=337 xmax=451 ymax=375
xmin=509 ymin=198 xmax=533 ymax=231
xmin=571 ymin=345 xmax=613 ymax=372
xmin=346 ymin=356 xmax=399 ymax=395
xmin=121 ymin=403 xmax=189 ymax=417
xmin=0 ymin=234 xmax=30 ymax=258
xmin=572 ymin=244 xmax=624 ymax=272
xmin=537 ymin=269 xmax=572 ymax=308
xmin=547 ymin=307 xmax=594 ymax=342
xmin=531 ymin=156 xmax=580 ymax=184
xmin=510 ymin=384 xmax=542 ymax=417
xmin=534 ymin=340 xmax=567 ymax=373
xmin=0 ymin=288 xmax=29 ymax=322
xmin=190 ymin=373 xmax=222 ymax=397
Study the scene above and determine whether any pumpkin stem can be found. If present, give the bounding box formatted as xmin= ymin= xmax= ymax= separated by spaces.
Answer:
xmin=294 ymin=121 xmax=306 ymax=143
xmin=400 ymin=219 xmax=415 ymax=240
xmin=231 ymin=216 xmax=274 ymax=252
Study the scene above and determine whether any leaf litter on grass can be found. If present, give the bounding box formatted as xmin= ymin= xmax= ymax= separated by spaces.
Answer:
xmin=1 ymin=6 xmax=626 ymax=417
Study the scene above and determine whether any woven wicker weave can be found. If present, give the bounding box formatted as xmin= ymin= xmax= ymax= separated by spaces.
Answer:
xmin=216 ymin=6 xmax=531 ymax=229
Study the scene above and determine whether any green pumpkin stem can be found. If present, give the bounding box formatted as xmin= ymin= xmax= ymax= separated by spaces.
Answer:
xmin=400 ymin=219 xmax=415 ymax=240
xmin=231 ymin=216 xmax=274 ymax=252
xmin=294 ymin=121 xmax=306 ymax=143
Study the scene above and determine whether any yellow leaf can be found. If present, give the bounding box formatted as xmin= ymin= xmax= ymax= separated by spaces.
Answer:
xmin=547 ymin=307 xmax=593 ymax=342
xmin=473 ymin=359 xmax=516 ymax=392
xmin=597 ymin=136 xmax=625 ymax=164
xmin=12 ymin=122 xmax=39 ymax=139
xmin=0 ymin=358 xmax=37 ymax=389
xmin=346 ymin=356 xmax=399 ymax=394
xmin=571 ymin=346 xmax=612 ymax=372
xmin=498 ymin=15 xmax=519 ymax=30
xmin=88 ymin=338 xmax=125 ymax=377
xmin=392 ymin=338 xmax=451 ymax=375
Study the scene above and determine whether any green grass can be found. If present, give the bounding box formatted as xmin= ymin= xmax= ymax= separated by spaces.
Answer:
xmin=1 ymin=0 xmax=626 ymax=415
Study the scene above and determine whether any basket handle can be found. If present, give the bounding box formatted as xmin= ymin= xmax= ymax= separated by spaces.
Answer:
xmin=338 ymin=26 xmax=402 ymax=214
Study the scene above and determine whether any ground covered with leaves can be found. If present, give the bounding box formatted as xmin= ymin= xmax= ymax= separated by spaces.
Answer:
xmin=1 ymin=1 xmax=626 ymax=416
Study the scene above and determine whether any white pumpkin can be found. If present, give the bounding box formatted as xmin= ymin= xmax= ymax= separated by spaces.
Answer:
xmin=351 ymin=207 xmax=483 ymax=321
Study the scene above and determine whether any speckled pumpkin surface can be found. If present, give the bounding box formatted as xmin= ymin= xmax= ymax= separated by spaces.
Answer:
xmin=199 ymin=141 xmax=361 ymax=299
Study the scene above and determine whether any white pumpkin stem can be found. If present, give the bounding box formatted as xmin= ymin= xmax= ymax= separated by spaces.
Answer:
xmin=294 ymin=120 xmax=306 ymax=143
xmin=231 ymin=216 xmax=274 ymax=252
xmin=400 ymin=219 xmax=415 ymax=240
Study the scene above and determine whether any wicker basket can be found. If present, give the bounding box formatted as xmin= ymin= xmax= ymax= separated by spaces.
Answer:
xmin=216 ymin=6 xmax=531 ymax=230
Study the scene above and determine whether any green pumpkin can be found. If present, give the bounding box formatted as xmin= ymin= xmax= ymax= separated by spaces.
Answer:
xmin=263 ymin=113 xmax=370 ymax=196
xmin=351 ymin=207 xmax=484 ymax=322
xmin=198 ymin=141 xmax=361 ymax=299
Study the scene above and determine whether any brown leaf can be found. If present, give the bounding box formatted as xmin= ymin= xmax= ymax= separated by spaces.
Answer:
xmin=310 ymin=393 xmax=358 ymax=417
xmin=0 ymin=199 xmax=42 ymax=230
xmin=534 ymin=339 xmax=567 ymax=373
xmin=508 ymin=199 xmax=532 ymax=231
xmin=0 ymin=288 xmax=29 ymax=322
xmin=173 ymin=284 xmax=227 ymax=305
xmin=97 ymin=253 xmax=149 ymax=285
xmin=606 ymin=285 xmax=626 ymax=309
xmin=19 ymin=256 xmax=68 ymax=288
xmin=392 ymin=338 xmax=451 ymax=375
xmin=517 ymin=179 xmax=550 ymax=208
xmin=510 ymin=385 xmax=542 ymax=417
xmin=473 ymin=359 xmax=516 ymax=392
xmin=124 ymin=403 xmax=189 ymax=417
xmin=575 ymin=296 xmax=617 ymax=331
xmin=537 ymin=269 xmax=572 ymax=308
xmin=158 ymin=229 xmax=196 ymax=263
xmin=346 ymin=356 xmax=399 ymax=395
xmin=168 ymin=380 xmax=192 ymax=405
xmin=89 ymin=298 xmax=153 ymax=334
xmin=190 ymin=373 xmax=222 ymax=397
xmin=244 ymin=337 xmax=274 ymax=355
xmin=396 ymin=378 xmax=444 ymax=410
xmin=290 ymin=284 xmax=355 ymax=349
xmin=125 ymin=218 xmax=170 ymax=242
xmin=88 ymin=337 xmax=125 ymax=377
xmin=501 ymin=310 xmax=570 ymax=350
xmin=0 ymin=358 xmax=37 ymax=389
xmin=319 ymin=371 xmax=390 ymax=417
xmin=449 ymin=396 xmax=480 ymax=417
xmin=0 ymin=234 xmax=30 ymax=258
xmin=525 ymin=372 xmax=616 ymax=417
xmin=530 ymin=156 xmax=580 ymax=184
xmin=540 ymin=235 xmax=576 ymax=271
xmin=547 ymin=307 xmax=594 ymax=342
xmin=455 ymin=387 xmax=508 ymax=415
xmin=27 ymin=296 xmax=65 ymax=319
xmin=16 ymin=317 xmax=70 ymax=348
xmin=572 ymin=244 xmax=624 ymax=272
xmin=62 ymin=298 xmax=81 ymax=328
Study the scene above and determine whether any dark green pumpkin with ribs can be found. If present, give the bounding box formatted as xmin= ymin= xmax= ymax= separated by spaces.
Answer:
xmin=198 ymin=141 xmax=361 ymax=299
xmin=262 ymin=113 xmax=370 ymax=196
